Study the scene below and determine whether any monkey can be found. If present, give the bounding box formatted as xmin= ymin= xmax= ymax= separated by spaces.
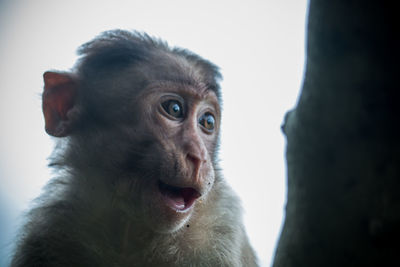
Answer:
xmin=11 ymin=30 xmax=258 ymax=267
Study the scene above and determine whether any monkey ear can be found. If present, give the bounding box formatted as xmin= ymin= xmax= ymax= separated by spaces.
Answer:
xmin=42 ymin=71 xmax=78 ymax=137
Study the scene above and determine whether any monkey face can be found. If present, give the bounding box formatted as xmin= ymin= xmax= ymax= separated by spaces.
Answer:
xmin=123 ymin=82 xmax=220 ymax=233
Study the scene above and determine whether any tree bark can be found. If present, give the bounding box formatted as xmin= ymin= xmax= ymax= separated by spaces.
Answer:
xmin=273 ymin=1 xmax=399 ymax=266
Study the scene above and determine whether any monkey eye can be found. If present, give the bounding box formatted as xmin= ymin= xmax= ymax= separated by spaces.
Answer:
xmin=161 ymin=100 xmax=184 ymax=119
xmin=199 ymin=113 xmax=215 ymax=132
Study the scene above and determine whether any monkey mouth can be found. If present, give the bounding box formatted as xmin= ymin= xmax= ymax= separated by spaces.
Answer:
xmin=158 ymin=180 xmax=201 ymax=212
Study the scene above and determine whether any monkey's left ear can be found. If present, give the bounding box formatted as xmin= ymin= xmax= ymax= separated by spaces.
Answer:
xmin=42 ymin=71 xmax=78 ymax=137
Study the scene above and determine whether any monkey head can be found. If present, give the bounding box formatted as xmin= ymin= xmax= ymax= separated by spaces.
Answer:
xmin=41 ymin=30 xmax=222 ymax=233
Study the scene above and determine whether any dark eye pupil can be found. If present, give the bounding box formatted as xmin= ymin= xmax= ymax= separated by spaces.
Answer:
xmin=162 ymin=100 xmax=183 ymax=118
xmin=207 ymin=116 xmax=214 ymax=126
xmin=171 ymin=103 xmax=180 ymax=114
xmin=199 ymin=113 xmax=215 ymax=131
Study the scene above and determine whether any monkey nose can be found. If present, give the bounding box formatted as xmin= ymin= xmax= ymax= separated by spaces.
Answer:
xmin=186 ymin=153 xmax=204 ymax=181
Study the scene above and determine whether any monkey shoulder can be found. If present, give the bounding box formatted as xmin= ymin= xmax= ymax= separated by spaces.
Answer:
xmin=12 ymin=176 xmax=108 ymax=267
xmin=11 ymin=201 xmax=101 ymax=267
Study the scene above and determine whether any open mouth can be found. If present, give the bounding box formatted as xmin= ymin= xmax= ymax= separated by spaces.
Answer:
xmin=158 ymin=180 xmax=201 ymax=212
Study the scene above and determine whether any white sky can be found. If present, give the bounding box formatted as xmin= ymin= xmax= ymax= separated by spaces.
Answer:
xmin=0 ymin=1 xmax=308 ymax=266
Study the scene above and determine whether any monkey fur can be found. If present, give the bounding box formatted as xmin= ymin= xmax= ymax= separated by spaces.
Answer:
xmin=11 ymin=30 xmax=258 ymax=267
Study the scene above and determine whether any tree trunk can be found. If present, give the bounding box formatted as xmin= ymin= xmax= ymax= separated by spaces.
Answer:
xmin=273 ymin=1 xmax=399 ymax=266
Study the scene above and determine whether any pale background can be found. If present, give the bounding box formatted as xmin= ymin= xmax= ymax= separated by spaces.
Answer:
xmin=0 ymin=1 xmax=307 ymax=266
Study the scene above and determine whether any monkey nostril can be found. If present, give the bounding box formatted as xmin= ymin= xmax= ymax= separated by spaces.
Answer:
xmin=186 ymin=153 xmax=202 ymax=167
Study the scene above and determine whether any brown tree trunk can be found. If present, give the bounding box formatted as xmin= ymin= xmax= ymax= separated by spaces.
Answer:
xmin=273 ymin=1 xmax=399 ymax=266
